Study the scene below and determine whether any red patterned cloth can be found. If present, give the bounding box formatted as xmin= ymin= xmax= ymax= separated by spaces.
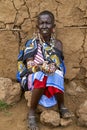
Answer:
xmin=34 ymin=76 xmax=63 ymax=98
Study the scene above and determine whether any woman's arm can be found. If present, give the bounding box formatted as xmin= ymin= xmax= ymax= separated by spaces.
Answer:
xmin=55 ymin=39 xmax=63 ymax=52
xmin=55 ymin=39 xmax=64 ymax=60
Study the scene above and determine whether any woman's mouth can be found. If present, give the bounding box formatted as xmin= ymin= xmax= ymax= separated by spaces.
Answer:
xmin=41 ymin=29 xmax=48 ymax=33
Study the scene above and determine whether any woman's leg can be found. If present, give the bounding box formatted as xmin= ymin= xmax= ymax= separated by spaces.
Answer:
xmin=29 ymin=88 xmax=45 ymax=116
xmin=28 ymin=88 xmax=45 ymax=130
xmin=55 ymin=92 xmax=74 ymax=118
xmin=28 ymin=76 xmax=47 ymax=130
xmin=55 ymin=92 xmax=65 ymax=110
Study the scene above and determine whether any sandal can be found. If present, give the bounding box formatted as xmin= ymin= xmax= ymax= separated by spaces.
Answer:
xmin=59 ymin=107 xmax=74 ymax=119
xmin=28 ymin=115 xmax=39 ymax=130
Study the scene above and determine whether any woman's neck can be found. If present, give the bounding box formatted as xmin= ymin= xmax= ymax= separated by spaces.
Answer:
xmin=42 ymin=35 xmax=51 ymax=44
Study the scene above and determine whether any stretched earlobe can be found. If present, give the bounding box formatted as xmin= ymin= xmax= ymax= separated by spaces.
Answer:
xmin=54 ymin=23 xmax=56 ymax=27
xmin=52 ymin=28 xmax=55 ymax=33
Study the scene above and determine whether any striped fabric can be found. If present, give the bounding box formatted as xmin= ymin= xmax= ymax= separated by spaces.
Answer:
xmin=34 ymin=44 xmax=44 ymax=64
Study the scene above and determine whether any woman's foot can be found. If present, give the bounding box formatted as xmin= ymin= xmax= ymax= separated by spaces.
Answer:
xmin=59 ymin=107 xmax=74 ymax=119
xmin=28 ymin=110 xmax=39 ymax=130
xmin=28 ymin=115 xmax=39 ymax=130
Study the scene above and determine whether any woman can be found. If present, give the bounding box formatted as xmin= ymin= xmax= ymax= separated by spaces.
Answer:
xmin=17 ymin=10 xmax=73 ymax=130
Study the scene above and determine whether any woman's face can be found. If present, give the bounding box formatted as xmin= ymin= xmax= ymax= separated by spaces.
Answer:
xmin=37 ymin=14 xmax=55 ymax=37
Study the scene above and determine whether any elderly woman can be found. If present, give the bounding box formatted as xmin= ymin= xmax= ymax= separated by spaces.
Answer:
xmin=17 ymin=10 xmax=73 ymax=130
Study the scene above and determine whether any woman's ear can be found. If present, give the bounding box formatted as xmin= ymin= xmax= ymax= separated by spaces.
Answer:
xmin=36 ymin=25 xmax=38 ymax=28
xmin=53 ymin=23 xmax=56 ymax=27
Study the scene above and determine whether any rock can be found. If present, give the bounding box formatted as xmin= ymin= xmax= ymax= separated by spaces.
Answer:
xmin=75 ymin=67 xmax=86 ymax=80
xmin=0 ymin=77 xmax=21 ymax=105
xmin=57 ymin=0 xmax=86 ymax=27
xmin=76 ymin=100 xmax=87 ymax=127
xmin=58 ymin=28 xmax=84 ymax=80
xmin=13 ymin=0 xmax=24 ymax=10
xmin=24 ymin=91 xmax=31 ymax=107
xmin=60 ymin=118 xmax=73 ymax=126
xmin=40 ymin=110 xmax=73 ymax=127
xmin=0 ymin=22 xmax=5 ymax=29
xmin=25 ymin=91 xmax=73 ymax=127
xmin=85 ymin=78 xmax=87 ymax=86
xmin=66 ymin=81 xmax=85 ymax=96
xmin=16 ymin=5 xmax=29 ymax=25
xmin=81 ymin=58 xmax=87 ymax=70
xmin=40 ymin=110 xmax=60 ymax=127
xmin=0 ymin=0 xmax=87 ymax=82
xmin=0 ymin=31 xmax=19 ymax=80
xmin=84 ymin=34 xmax=87 ymax=52
xmin=0 ymin=0 xmax=16 ymax=23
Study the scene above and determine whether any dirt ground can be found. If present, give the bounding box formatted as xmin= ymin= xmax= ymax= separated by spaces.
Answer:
xmin=0 ymin=95 xmax=87 ymax=130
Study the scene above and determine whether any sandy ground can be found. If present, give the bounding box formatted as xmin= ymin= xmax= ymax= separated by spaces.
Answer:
xmin=0 ymin=96 xmax=87 ymax=130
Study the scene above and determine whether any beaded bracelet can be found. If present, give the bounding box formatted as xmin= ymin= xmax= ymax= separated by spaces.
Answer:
xmin=32 ymin=66 xmax=39 ymax=73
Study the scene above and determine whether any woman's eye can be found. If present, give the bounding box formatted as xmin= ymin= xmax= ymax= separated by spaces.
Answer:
xmin=40 ymin=22 xmax=51 ymax=25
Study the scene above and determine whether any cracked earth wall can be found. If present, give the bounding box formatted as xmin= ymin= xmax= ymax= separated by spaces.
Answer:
xmin=0 ymin=0 xmax=87 ymax=86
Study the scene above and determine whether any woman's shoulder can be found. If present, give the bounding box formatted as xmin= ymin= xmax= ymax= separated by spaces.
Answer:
xmin=54 ymin=39 xmax=64 ymax=60
xmin=25 ymin=39 xmax=33 ymax=47
xmin=25 ymin=38 xmax=38 ymax=48
xmin=55 ymin=39 xmax=63 ymax=52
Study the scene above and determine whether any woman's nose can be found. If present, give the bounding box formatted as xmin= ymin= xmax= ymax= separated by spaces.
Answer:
xmin=43 ymin=23 xmax=47 ymax=28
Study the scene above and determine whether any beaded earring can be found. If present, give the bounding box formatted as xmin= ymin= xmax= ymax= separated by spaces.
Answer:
xmin=32 ymin=29 xmax=42 ymax=43
xmin=50 ymin=28 xmax=56 ymax=48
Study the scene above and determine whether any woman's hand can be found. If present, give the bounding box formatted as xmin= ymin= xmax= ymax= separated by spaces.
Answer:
xmin=42 ymin=61 xmax=56 ymax=74
xmin=27 ymin=59 xmax=35 ymax=69
xmin=49 ymin=63 xmax=56 ymax=73
xmin=26 ymin=59 xmax=40 ymax=73
xmin=42 ymin=61 xmax=50 ymax=73
xmin=26 ymin=59 xmax=56 ymax=74
xmin=27 ymin=60 xmax=35 ymax=68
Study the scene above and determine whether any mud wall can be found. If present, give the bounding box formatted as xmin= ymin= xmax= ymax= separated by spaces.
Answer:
xmin=0 ymin=0 xmax=87 ymax=85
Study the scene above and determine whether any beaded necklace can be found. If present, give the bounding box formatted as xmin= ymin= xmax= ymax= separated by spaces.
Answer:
xmin=33 ymin=32 xmax=56 ymax=63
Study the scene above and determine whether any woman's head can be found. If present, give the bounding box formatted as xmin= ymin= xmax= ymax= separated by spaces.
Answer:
xmin=38 ymin=10 xmax=55 ymax=24
xmin=36 ymin=10 xmax=55 ymax=38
